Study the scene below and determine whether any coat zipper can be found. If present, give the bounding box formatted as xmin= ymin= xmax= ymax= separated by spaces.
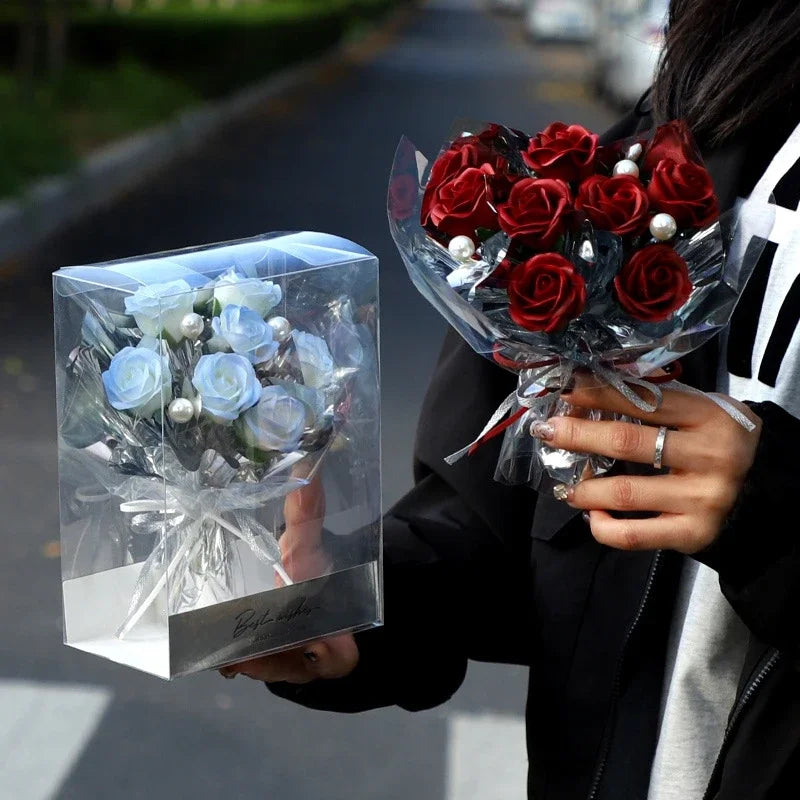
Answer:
xmin=700 ymin=648 xmax=782 ymax=800
xmin=586 ymin=550 xmax=665 ymax=800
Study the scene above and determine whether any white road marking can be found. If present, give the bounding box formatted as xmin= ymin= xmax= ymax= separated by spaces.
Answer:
xmin=446 ymin=712 xmax=527 ymax=800
xmin=0 ymin=680 xmax=112 ymax=800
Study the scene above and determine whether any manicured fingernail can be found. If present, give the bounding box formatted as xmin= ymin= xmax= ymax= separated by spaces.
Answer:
xmin=219 ymin=668 xmax=237 ymax=680
xmin=582 ymin=511 xmax=591 ymax=524
xmin=304 ymin=650 xmax=319 ymax=664
xmin=531 ymin=421 xmax=555 ymax=440
xmin=553 ymin=483 xmax=573 ymax=502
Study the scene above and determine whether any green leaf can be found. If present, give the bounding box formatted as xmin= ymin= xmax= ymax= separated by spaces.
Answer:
xmin=160 ymin=329 xmax=179 ymax=348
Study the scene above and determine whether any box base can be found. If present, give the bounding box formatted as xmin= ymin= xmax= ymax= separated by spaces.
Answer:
xmin=64 ymin=555 xmax=381 ymax=679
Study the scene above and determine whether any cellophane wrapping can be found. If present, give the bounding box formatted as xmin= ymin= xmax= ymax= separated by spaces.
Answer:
xmin=388 ymin=122 xmax=772 ymax=488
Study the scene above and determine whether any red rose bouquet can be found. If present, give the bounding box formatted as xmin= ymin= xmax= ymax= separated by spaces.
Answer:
xmin=388 ymin=120 xmax=768 ymax=487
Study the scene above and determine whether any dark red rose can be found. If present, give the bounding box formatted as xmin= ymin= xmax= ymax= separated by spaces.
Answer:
xmin=421 ymin=135 xmax=523 ymax=231
xmin=450 ymin=135 xmax=494 ymax=161
xmin=575 ymin=175 xmax=650 ymax=235
xmin=508 ymin=253 xmax=587 ymax=333
xmin=647 ymin=158 xmax=719 ymax=229
xmin=497 ymin=178 xmax=572 ymax=250
xmin=453 ymin=136 xmax=522 ymax=201
xmin=425 ymin=164 xmax=498 ymax=241
xmin=614 ymin=244 xmax=693 ymax=323
xmin=642 ymin=120 xmax=698 ymax=172
xmin=488 ymin=256 xmax=517 ymax=284
xmin=491 ymin=156 xmax=524 ymax=204
xmin=475 ymin=124 xmax=503 ymax=143
xmin=388 ymin=174 xmax=418 ymax=221
xmin=594 ymin=142 xmax=625 ymax=174
xmin=523 ymin=122 xmax=599 ymax=182
xmin=421 ymin=143 xmax=487 ymax=226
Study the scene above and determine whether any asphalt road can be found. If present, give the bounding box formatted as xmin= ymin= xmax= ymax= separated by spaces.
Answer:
xmin=0 ymin=2 xmax=615 ymax=798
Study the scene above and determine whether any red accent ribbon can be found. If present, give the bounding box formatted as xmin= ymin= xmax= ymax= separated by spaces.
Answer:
xmin=466 ymin=387 xmax=552 ymax=456
xmin=492 ymin=344 xmax=559 ymax=372
xmin=469 ymin=348 xmax=685 ymax=458
xmin=645 ymin=360 xmax=683 ymax=384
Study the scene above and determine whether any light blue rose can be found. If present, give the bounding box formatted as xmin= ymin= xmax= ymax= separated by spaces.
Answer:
xmin=191 ymin=353 xmax=261 ymax=422
xmin=214 ymin=269 xmax=282 ymax=318
xmin=102 ymin=346 xmax=172 ymax=418
xmin=238 ymin=385 xmax=308 ymax=453
xmin=211 ymin=305 xmax=279 ymax=364
xmin=124 ymin=279 xmax=195 ymax=341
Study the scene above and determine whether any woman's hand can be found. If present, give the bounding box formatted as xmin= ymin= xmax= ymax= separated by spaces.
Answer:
xmin=219 ymin=472 xmax=359 ymax=684
xmin=218 ymin=631 xmax=359 ymax=684
xmin=532 ymin=381 xmax=762 ymax=554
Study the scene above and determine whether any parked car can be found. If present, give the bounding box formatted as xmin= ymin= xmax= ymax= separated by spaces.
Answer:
xmin=591 ymin=0 xmax=646 ymax=95
xmin=596 ymin=0 xmax=668 ymax=107
xmin=523 ymin=0 xmax=597 ymax=42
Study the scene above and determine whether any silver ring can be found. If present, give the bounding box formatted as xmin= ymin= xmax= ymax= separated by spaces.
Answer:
xmin=653 ymin=426 xmax=668 ymax=470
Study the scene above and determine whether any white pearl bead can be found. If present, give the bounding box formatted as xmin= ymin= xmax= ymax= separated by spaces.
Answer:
xmin=626 ymin=143 xmax=643 ymax=161
xmin=650 ymin=213 xmax=678 ymax=241
xmin=613 ymin=159 xmax=640 ymax=178
xmin=168 ymin=398 xmax=195 ymax=424
xmin=448 ymin=235 xmax=476 ymax=262
xmin=267 ymin=316 xmax=292 ymax=343
xmin=179 ymin=312 xmax=205 ymax=341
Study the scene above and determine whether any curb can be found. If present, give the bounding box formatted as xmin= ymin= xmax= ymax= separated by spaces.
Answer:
xmin=0 ymin=5 xmax=410 ymax=270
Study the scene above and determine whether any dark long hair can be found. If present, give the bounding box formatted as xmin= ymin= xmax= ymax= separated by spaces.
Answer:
xmin=653 ymin=0 xmax=800 ymax=148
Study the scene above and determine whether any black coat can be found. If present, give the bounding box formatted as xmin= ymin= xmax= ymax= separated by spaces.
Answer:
xmin=271 ymin=107 xmax=800 ymax=799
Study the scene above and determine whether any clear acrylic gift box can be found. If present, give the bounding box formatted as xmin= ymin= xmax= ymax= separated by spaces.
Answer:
xmin=54 ymin=231 xmax=382 ymax=678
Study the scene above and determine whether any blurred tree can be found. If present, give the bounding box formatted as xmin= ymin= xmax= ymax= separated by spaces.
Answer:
xmin=15 ymin=0 xmax=44 ymax=97
xmin=47 ymin=0 xmax=69 ymax=77
xmin=15 ymin=0 xmax=73 ymax=90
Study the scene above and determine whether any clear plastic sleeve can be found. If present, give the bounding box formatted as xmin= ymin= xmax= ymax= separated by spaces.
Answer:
xmin=54 ymin=231 xmax=382 ymax=679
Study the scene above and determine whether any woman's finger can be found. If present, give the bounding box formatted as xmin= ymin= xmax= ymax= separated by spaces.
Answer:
xmin=218 ymin=633 xmax=358 ymax=684
xmin=220 ymin=649 xmax=315 ymax=684
xmin=533 ymin=417 xmax=700 ymax=470
xmin=564 ymin=378 xmax=715 ymax=428
xmin=586 ymin=509 xmax=701 ymax=553
xmin=566 ymin=474 xmax=692 ymax=513
xmin=312 ymin=633 xmax=360 ymax=680
xmin=281 ymin=473 xmax=327 ymax=583
xmin=283 ymin=473 xmax=325 ymax=537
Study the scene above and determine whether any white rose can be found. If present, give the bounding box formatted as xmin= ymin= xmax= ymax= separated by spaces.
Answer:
xmin=238 ymin=385 xmax=307 ymax=453
xmin=214 ymin=269 xmax=282 ymax=318
xmin=292 ymin=330 xmax=334 ymax=389
xmin=102 ymin=346 xmax=172 ymax=418
xmin=194 ymin=281 xmax=214 ymax=309
xmin=124 ymin=279 xmax=196 ymax=342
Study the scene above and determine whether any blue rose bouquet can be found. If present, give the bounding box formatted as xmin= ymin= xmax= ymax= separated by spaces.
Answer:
xmin=54 ymin=233 xmax=378 ymax=660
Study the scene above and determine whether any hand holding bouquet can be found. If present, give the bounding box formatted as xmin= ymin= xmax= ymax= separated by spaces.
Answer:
xmin=389 ymin=121 xmax=765 ymax=487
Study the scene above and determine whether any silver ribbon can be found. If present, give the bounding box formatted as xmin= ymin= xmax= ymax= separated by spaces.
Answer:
xmin=113 ymin=449 xmax=309 ymax=639
xmin=446 ymin=362 xmax=755 ymax=470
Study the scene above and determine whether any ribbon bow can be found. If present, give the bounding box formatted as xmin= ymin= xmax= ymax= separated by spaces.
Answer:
xmin=446 ymin=351 xmax=755 ymax=476
xmin=113 ymin=447 xmax=313 ymax=638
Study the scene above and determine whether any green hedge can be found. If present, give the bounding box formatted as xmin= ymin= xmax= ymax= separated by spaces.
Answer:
xmin=0 ymin=0 xmax=397 ymax=98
